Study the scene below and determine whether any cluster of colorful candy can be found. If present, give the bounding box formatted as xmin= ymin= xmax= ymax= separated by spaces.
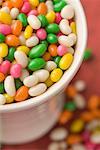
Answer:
xmin=48 ymin=80 xmax=100 ymax=150
xmin=0 ymin=0 xmax=77 ymax=104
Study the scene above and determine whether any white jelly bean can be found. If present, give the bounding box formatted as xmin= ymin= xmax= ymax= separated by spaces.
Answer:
xmin=0 ymin=94 xmax=6 ymax=105
xmin=4 ymin=76 xmax=16 ymax=97
xmin=26 ymin=35 xmax=39 ymax=47
xmin=74 ymin=80 xmax=86 ymax=92
xmin=14 ymin=51 xmax=28 ymax=68
xmin=61 ymin=5 xmax=74 ymax=19
xmin=72 ymin=144 xmax=86 ymax=150
xmin=46 ymin=0 xmax=54 ymax=12
xmin=28 ymin=15 xmax=41 ymax=30
xmin=48 ymin=142 xmax=59 ymax=150
xmin=33 ymin=69 xmax=49 ymax=82
xmin=74 ymin=94 xmax=86 ymax=109
xmin=23 ymin=75 xmax=38 ymax=87
xmin=0 ymin=6 xmax=10 ymax=13
xmin=45 ymin=61 xmax=57 ymax=72
xmin=20 ymin=69 xmax=29 ymax=81
xmin=68 ymin=47 xmax=74 ymax=54
xmin=59 ymin=19 xmax=72 ymax=35
xmin=90 ymin=133 xmax=100 ymax=144
xmin=19 ymin=32 xmax=26 ymax=45
xmin=10 ymin=8 xmax=19 ymax=19
xmin=29 ymin=83 xmax=47 ymax=96
xmin=68 ymin=33 xmax=77 ymax=45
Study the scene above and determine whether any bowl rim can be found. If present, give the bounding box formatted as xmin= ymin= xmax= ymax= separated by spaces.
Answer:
xmin=0 ymin=0 xmax=87 ymax=113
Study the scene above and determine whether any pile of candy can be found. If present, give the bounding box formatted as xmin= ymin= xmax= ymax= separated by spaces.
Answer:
xmin=48 ymin=80 xmax=100 ymax=150
xmin=0 ymin=0 xmax=77 ymax=105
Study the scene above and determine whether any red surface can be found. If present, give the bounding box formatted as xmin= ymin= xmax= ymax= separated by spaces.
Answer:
xmin=3 ymin=0 xmax=100 ymax=149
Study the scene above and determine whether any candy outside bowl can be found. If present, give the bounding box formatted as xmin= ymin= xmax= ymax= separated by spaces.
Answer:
xmin=0 ymin=0 xmax=87 ymax=144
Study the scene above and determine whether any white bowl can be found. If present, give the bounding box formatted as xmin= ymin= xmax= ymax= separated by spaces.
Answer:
xmin=0 ymin=0 xmax=87 ymax=144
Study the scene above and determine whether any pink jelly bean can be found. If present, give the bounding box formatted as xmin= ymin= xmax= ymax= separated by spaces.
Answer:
xmin=0 ymin=24 xmax=11 ymax=35
xmin=28 ymin=10 xmax=38 ymax=16
xmin=0 ymin=60 xmax=11 ymax=74
xmin=36 ymin=28 xmax=47 ymax=40
xmin=10 ymin=64 xmax=22 ymax=78
xmin=85 ymin=141 xmax=96 ymax=150
xmin=96 ymin=146 xmax=100 ymax=150
xmin=82 ymin=131 xmax=90 ymax=142
xmin=55 ymin=13 xmax=62 ymax=24
xmin=21 ymin=2 xmax=31 ymax=14
xmin=57 ymin=45 xmax=68 ymax=56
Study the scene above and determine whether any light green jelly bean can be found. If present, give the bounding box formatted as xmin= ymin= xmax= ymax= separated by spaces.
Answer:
xmin=47 ymin=34 xmax=58 ymax=44
xmin=54 ymin=0 xmax=67 ymax=12
xmin=38 ymin=15 xmax=48 ymax=27
xmin=46 ymin=23 xmax=60 ymax=34
xmin=5 ymin=47 xmax=16 ymax=62
xmin=17 ymin=13 xmax=28 ymax=27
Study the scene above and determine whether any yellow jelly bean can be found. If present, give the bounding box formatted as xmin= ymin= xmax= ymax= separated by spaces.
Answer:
xmin=70 ymin=22 xmax=77 ymax=34
xmin=70 ymin=119 xmax=84 ymax=133
xmin=45 ymin=77 xmax=54 ymax=87
xmin=17 ymin=46 xmax=30 ymax=55
xmin=3 ymin=93 xmax=14 ymax=104
xmin=29 ymin=0 xmax=39 ymax=7
xmin=59 ymin=53 xmax=73 ymax=70
xmin=0 ymin=43 xmax=8 ymax=58
xmin=46 ymin=11 xmax=56 ymax=23
xmin=24 ymin=25 xmax=33 ymax=39
xmin=0 ymin=11 xmax=12 ymax=24
xmin=50 ymin=68 xmax=63 ymax=82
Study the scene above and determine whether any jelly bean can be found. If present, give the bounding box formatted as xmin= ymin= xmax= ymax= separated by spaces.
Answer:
xmin=57 ymin=45 xmax=67 ymax=56
xmin=74 ymin=80 xmax=86 ymax=92
xmin=0 ymin=6 xmax=10 ymax=13
xmin=74 ymin=94 xmax=86 ymax=109
xmin=10 ymin=64 xmax=22 ymax=78
xmin=64 ymin=101 xmax=76 ymax=111
xmin=54 ymin=56 xmax=61 ymax=66
xmin=88 ymin=95 xmax=99 ymax=110
xmin=17 ymin=46 xmax=29 ymax=55
xmin=23 ymin=74 xmax=38 ymax=87
xmin=0 ymin=24 xmax=11 ymax=35
xmin=38 ymin=15 xmax=48 ymax=27
xmin=55 ymin=13 xmax=62 ymax=24
xmin=0 ymin=60 xmax=11 ymax=75
xmin=43 ymin=52 xmax=51 ymax=61
xmin=4 ymin=76 xmax=16 ymax=97
xmin=70 ymin=119 xmax=84 ymax=133
xmin=12 ymin=20 xmax=22 ymax=36
xmin=24 ymin=25 xmax=33 ymax=39
xmin=6 ymin=35 xmax=20 ymax=47
xmin=45 ymin=0 xmax=53 ymax=12
xmin=68 ymin=47 xmax=74 ymax=54
xmin=70 ymin=22 xmax=76 ymax=34
xmin=0 ymin=11 xmax=12 ymax=24
xmin=47 ymin=34 xmax=58 ymax=44
xmin=14 ymin=51 xmax=28 ymax=68
xmin=15 ymin=78 xmax=23 ymax=90
xmin=41 ymin=40 xmax=48 ymax=47
xmin=65 ymin=85 xmax=77 ymax=98
xmin=4 ymin=93 xmax=14 ymax=104
xmin=15 ymin=86 xmax=29 ymax=102
xmin=67 ymin=134 xmax=82 ymax=145
xmin=28 ymin=9 xmax=38 ymax=16
xmin=28 ymin=58 xmax=46 ymax=71
xmin=26 ymin=35 xmax=39 ymax=47
xmin=36 ymin=28 xmax=47 ymax=40
xmin=48 ymin=44 xmax=57 ymax=56
xmin=0 ymin=43 xmax=8 ymax=58
xmin=45 ymin=77 xmax=54 ymax=87
xmin=50 ymin=68 xmax=63 ymax=82
xmin=21 ymin=2 xmax=31 ymax=14
xmin=29 ymin=0 xmax=39 ymax=7
xmin=0 ymin=83 xmax=4 ymax=94
xmin=19 ymin=32 xmax=26 ymax=45
xmin=38 ymin=2 xmax=47 ymax=15
xmin=59 ymin=53 xmax=73 ymax=70
xmin=5 ymin=47 xmax=15 ymax=62
xmin=12 ymin=0 xmax=23 ymax=9
xmin=28 ymin=83 xmax=47 ymax=96
xmin=33 ymin=69 xmax=49 ymax=82
xmin=81 ymin=111 xmax=94 ymax=122
xmin=29 ymin=44 xmax=47 ymax=58
xmin=59 ymin=111 xmax=73 ymax=124
xmin=46 ymin=11 xmax=56 ymax=23
xmin=54 ymin=1 xmax=66 ymax=12
xmin=84 ymin=49 xmax=92 ymax=60
xmin=28 ymin=15 xmax=41 ymax=29
xmin=0 ymin=33 xmax=5 ymax=43
xmin=20 ymin=69 xmax=29 ymax=81
xmin=45 ymin=61 xmax=57 ymax=72
xmin=10 ymin=8 xmax=19 ymax=19
xmin=61 ymin=5 xmax=74 ymax=19
xmin=17 ymin=13 xmax=28 ymax=27
xmin=0 ymin=94 xmax=6 ymax=105
xmin=46 ymin=23 xmax=60 ymax=34
xmin=59 ymin=19 xmax=72 ymax=35
xmin=3 ymin=1 xmax=13 ymax=9
xmin=0 ymin=72 xmax=5 ymax=83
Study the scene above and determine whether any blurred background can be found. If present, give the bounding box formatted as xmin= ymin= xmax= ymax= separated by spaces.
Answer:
xmin=2 ymin=0 xmax=100 ymax=149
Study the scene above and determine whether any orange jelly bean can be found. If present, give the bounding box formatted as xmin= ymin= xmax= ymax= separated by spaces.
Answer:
xmin=65 ymin=85 xmax=77 ymax=98
xmin=92 ymin=109 xmax=100 ymax=118
xmin=43 ymin=52 xmax=51 ymax=61
xmin=6 ymin=34 xmax=20 ymax=46
xmin=15 ymin=86 xmax=29 ymax=102
xmin=12 ymin=20 xmax=22 ymax=36
xmin=67 ymin=134 xmax=82 ymax=145
xmin=87 ymin=95 xmax=100 ymax=110
xmin=0 ymin=72 xmax=5 ymax=82
xmin=11 ymin=0 xmax=23 ymax=9
xmin=3 ymin=1 xmax=13 ymax=9
xmin=48 ymin=44 xmax=58 ymax=57
xmin=81 ymin=111 xmax=94 ymax=122
xmin=37 ymin=2 xmax=47 ymax=15
xmin=59 ymin=111 xmax=73 ymax=124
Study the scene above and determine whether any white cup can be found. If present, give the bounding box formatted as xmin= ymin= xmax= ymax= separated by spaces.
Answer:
xmin=0 ymin=0 xmax=87 ymax=144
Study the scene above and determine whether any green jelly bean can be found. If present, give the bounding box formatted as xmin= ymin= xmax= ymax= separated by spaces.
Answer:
xmin=54 ymin=0 xmax=67 ymax=12
xmin=0 ymin=33 xmax=5 ymax=43
xmin=54 ymin=56 xmax=61 ymax=66
xmin=53 ymin=0 xmax=61 ymax=4
xmin=15 ymin=79 xmax=23 ymax=90
xmin=17 ymin=13 xmax=28 ymax=27
xmin=28 ymin=58 xmax=46 ymax=71
xmin=39 ymin=0 xmax=45 ymax=2
xmin=29 ymin=44 xmax=47 ymax=59
xmin=0 ymin=83 xmax=4 ymax=94
xmin=46 ymin=23 xmax=60 ymax=34
xmin=5 ymin=47 xmax=15 ymax=62
xmin=41 ymin=40 xmax=48 ymax=47
xmin=64 ymin=102 xmax=76 ymax=111
xmin=47 ymin=34 xmax=58 ymax=44
xmin=38 ymin=15 xmax=48 ymax=27
xmin=84 ymin=49 xmax=92 ymax=60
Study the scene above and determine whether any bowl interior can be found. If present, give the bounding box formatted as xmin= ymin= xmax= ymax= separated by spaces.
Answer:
xmin=0 ymin=0 xmax=87 ymax=113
